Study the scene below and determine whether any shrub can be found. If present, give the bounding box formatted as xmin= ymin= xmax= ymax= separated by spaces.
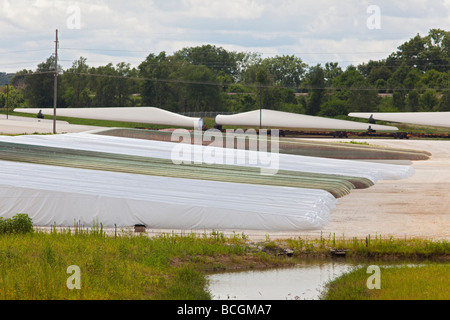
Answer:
xmin=0 ymin=213 xmax=34 ymax=234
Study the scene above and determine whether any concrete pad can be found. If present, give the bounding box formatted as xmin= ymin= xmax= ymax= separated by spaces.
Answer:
xmin=241 ymin=139 xmax=450 ymax=240
xmin=0 ymin=115 xmax=102 ymax=135
xmin=314 ymin=139 xmax=450 ymax=240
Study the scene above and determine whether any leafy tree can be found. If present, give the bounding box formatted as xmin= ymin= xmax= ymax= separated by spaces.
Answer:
xmin=386 ymin=63 xmax=409 ymax=92
xmin=420 ymin=69 xmax=447 ymax=90
xmin=261 ymin=55 xmax=307 ymax=88
xmin=305 ymin=65 xmax=325 ymax=115
xmin=84 ymin=62 xmax=137 ymax=107
xmin=358 ymin=60 xmax=387 ymax=77
xmin=262 ymin=87 xmax=297 ymax=110
xmin=387 ymin=29 xmax=449 ymax=73
xmin=61 ymin=57 xmax=90 ymax=108
xmin=224 ymin=93 xmax=256 ymax=113
xmin=374 ymin=79 xmax=388 ymax=93
xmin=251 ymin=66 xmax=272 ymax=110
xmin=419 ymin=89 xmax=440 ymax=111
xmin=396 ymin=33 xmax=427 ymax=70
xmin=89 ymin=63 xmax=117 ymax=107
xmin=367 ymin=66 xmax=392 ymax=86
xmin=139 ymin=52 xmax=177 ymax=109
xmin=20 ymin=56 xmax=61 ymax=108
xmin=323 ymin=62 xmax=343 ymax=86
xmin=332 ymin=65 xmax=365 ymax=89
xmin=9 ymin=69 xmax=29 ymax=89
xmin=115 ymin=62 xmax=138 ymax=107
xmin=318 ymin=98 xmax=348 ymax=117
xmin=0 ymin=85 xmax=24 ymax=109
xmin=392 ymin=91 xmax=406 ymax=111
xmin=347 ymin=84 xmax=380 ymax=113
xmin=234 ymin=52 xmax=262 ymax=83
xmin=438 ymin=90 xmax=450 ymax=111
xmin=174 ymin=45 xmax=242 ymax=80
xmin=406 ymin=90 xmax=420 ymax=112
xmin=403 ymin=68 xmax=423 ymax=90
xmin=169 ymin=63 xmax=222 ymax=113
xmin=378 ymin=95 xmax=399 ymax=112
xmin=7 ymin=30 xmax=449 ymax=118
xmin=421 ymin=29 xmax=450 ymax=72
xmin=367 ymin=65 xmax=392 ymax=93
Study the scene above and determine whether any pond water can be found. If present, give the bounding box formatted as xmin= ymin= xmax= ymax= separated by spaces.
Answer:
xmin=206 ymin=259 xmax=359 ymax=300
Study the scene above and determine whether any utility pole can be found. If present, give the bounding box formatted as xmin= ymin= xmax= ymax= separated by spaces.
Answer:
xmin=259 ymin=86 xmax=262 ymax=131
xmin=6 ymin=83 xmax=9 ymax=120
xmin=53 ymin=29 xmax=58 ymax=134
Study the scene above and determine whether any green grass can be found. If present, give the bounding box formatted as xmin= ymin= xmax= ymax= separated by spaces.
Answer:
xmin=0 ymin=227 xmax=255 ymax=300
xmin=337 ymin=140 xmax=371 ymax=146
xmin=322 ymin=263 xmax=450 ymax=300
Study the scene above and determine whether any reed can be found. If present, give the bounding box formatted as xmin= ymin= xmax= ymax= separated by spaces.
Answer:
xmin=285 ymin=234 xmax=449 ymax=258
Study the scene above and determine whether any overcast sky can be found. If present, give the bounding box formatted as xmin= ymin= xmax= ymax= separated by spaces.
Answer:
xmin=1 ymin=0 xmax=449 ymax=73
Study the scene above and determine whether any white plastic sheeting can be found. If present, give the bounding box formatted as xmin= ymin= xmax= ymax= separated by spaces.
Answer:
xmin=349 ymin=112 xmax=450 ymax=128
xmin=0 ymin=160 xmax=336 ymax=231
xmin=0 ymin=133 xmax=415 ymax=231
xmin=216 ymin=109 xmax=399 ymax=131
xmin=14 ymin=107 xmax=204 ymax=129
xmin=0 ymin=133 xmax=415 ymax=183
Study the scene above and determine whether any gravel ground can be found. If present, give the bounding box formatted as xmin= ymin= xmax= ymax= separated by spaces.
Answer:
xmin=0 ymin=115 xmax=101 ymax=134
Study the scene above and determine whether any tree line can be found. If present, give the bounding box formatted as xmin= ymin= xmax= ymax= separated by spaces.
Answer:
xmin=1 ymin=29 xmax=449 ymax=117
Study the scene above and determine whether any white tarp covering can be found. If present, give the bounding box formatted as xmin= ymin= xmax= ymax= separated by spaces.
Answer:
xmin=0 ymin=133 xmax=415 ymax=183
xmin=349 ymin=112 xmax=450 ymax=128
xmin=0 ymin=133 xmax=415 ymax=231
xmin=0 ymin=160 xmax=336 ymax=231
xmin=216 ymin=109 xmax=399 ymax=131
xmin=14 ymin=107 xmax=204 ymax=129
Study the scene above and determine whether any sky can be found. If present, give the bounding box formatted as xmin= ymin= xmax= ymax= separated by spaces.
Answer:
xmin=0 ymin=0 xmax=449 ymax=73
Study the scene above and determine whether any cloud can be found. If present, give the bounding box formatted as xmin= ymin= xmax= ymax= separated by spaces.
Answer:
xmin=180 ymin=0 xmax=265 ymax=19
xmin=0 ymin=0 xmax=448 ymax=73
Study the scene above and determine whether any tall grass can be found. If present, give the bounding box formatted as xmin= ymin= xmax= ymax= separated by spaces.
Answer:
xmin=285 ymin=233 xmax=449 ymax=258
xmin=322 ymin=264 xmax=450 ymax=300
xmin=0 ymin=226 xmax=249 ymax=300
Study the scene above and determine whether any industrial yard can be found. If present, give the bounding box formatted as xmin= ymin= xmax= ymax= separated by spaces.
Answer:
xmin=0 ymin=113 xmax=448 ymax=240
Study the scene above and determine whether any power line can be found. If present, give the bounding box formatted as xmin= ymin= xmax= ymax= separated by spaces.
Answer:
xmin=8 ymin=68 xmax=448 ymax=92
xmin=42 ymin=71 xmax=450 ymax=92
xmin=0 ymin=49 xmax=52 ymax=55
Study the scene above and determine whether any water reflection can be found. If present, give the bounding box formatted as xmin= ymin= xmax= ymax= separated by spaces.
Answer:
xmin=207 ymin=260 xmax=358 ymax=300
